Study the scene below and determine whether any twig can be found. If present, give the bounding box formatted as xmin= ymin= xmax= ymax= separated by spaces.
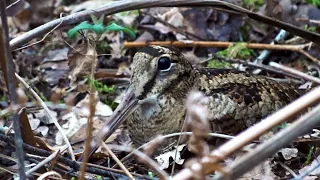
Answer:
xmin=79 ymin=40 xmax=97 ymax=180
xmin=0 ymin=133 xmax=140 ymax=179
xmin=86 ymin=162 xmax=152 ymax=179
xmin=254 ymin=29 xmax=289 ymax=64
xmin=124 ymin=41 xmax=320 ymax=64
xmin=101 ymin=142 xmax=135 ymax=180
xmin=9 ymin=0 xmax=320 ymax=49
xmin=269 ymin=62 xmax=320 ymax=84
xmin=113 ymin=132 xmax=234 ymax=169
xmin=253 ymin=29 xmax=289 ymax=74
xmin=26 ymin=150 xmax=60 ymax=176
xmin=277 ymin=161 xmax=298 ymax=178
xmin=13 ymin=13 xmax=64 ymax=51
xmin=142 ymin=11 xmax=205 ymax=41
xmin=172 ymin=86 xmax=320 ymax=180
xmin=215 ymin=104 xmax=320 ymax=180
xmin=15 ymin=73 xmax=75 ymax=161
xmin=36 ymin=171 xmax=62 ymax=180
xmin=292 ymin=156 xmax=320 ymax=180
xmin=107 ymin=144 xmax=170 ymax=179
xmin=209 ymin=56 xmax=305 ymax=82
xmin=0 ymin=1 xmax=26 ymax=178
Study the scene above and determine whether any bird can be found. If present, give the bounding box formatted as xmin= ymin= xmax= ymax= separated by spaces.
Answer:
xmin=85 ymin=45 xmax=303 ymax=159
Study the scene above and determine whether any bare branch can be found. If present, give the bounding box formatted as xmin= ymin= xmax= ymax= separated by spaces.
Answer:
xmin=10 ymin=0 xmax=320 ymax=49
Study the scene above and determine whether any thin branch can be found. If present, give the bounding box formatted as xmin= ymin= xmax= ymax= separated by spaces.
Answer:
xmin=0 ymin=1 xmax=26 ymax=178
xmin=36 ymin=171 xmax=62 ymax=180
xmin=79 ymin=40 xmax=97 ymax=180
xmin=13 ymin=13 xmax=64 ymax=52
xmin=15 ymin=73 xmax=75 ymax=161
xmin=277 ymin=161 xmax=298 ymax=178
xmin=9 ymin=0 xmax=320 ymax=49
xmin=253 ymin=29 xmax=289 ymax=64
xmin=269 ymin=62 xmax=320 ymax=84
xmin=207 ymin=56 xmax=305 ymax=81
xmin=0 ymin=133 xmax=139 ymax=179
xmin=101 ymin=142 xmax=135 ymax=180
xmin=25 ymin=150 xmax=60 ymax=176
xmin=107 ymin=144 xmax=170 ymax=179
xmin=253 ymin=29 xmax=289 ymax=74
xmin=172 ymin=86 xmax=320 ymax=180
xmin=292 ymin=156 xmax=320 ymax=180
xmin=141 ymin=11 xmax=205 ymax=41
xmin=86 ymin=162 xmax=151 ymax=179
xmin=113 ymin=132 xmax=234 ymax=169
xmin=215 ymin=104 xmax=320 ymax=179
xmin=124 ymin=41 xmax=320 ymax=64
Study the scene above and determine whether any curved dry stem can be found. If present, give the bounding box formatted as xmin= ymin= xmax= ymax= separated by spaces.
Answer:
xmin=112 ymin=132 xmax=234 ymax=169
xmin=15 ymin=73 xmax=75 ymax=161
xmin=107 ymin=144 xmax=169 ymax=179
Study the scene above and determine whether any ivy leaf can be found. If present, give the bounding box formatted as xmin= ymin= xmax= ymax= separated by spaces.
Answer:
xmin=105 ymin=23 xmax=136 ymax=39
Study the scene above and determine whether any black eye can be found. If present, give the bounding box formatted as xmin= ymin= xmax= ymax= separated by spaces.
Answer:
xmin=158 ymin=57 xmax=171 ymax=70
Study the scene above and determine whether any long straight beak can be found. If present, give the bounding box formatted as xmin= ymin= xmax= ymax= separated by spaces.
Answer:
xmin=78 ymin=87 xmax=139 ymax=161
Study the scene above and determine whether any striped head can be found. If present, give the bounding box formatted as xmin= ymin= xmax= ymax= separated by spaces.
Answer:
xmin=130 ymin=46 xmax=196 ymax=101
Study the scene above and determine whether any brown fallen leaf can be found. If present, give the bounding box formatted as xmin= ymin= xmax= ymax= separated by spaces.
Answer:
xmin=67 ymin=40 xmax=97 ymax=85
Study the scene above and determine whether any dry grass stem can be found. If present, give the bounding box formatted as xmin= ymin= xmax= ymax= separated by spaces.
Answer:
xmin=15 ymin=73 xmax=75 ymax=160
xmin=269 ymin=62 xmax=320 ymax=84
xmin=36 ymin=171 xmax=62 ymax=180
xmin=217 ymin=103 xmax=320 ymax=179
xmin=79 ymin=41 xmax=97 ymax=180
xmin=107 ymin=144 xmax=169 ymax=179
xmin=112 ymin=132 xmax=234 ymax=169
xmin=173 ymin=86 xmax=320 ymax=180
xmin=26 ymin=150 xmax=60 ymax=176
xmin=101 ymin=142 xmax=135 ymax=180
xmin=13 ymin=13 xmax=64 ymax=52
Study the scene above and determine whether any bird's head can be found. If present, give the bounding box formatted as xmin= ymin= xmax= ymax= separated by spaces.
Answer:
xmin=130 ymin=45 xmax=195 ymax=101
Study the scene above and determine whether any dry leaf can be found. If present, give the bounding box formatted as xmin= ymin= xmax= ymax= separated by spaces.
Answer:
xmin=68 ymin=41 xmax=97 ymax=85
xmin=155 ymin=144 xmax=186 ymax=169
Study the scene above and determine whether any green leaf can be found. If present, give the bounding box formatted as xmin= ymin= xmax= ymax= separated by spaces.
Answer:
xmin=91 ymin=14 xmax=104 ymax=25
xmin=67 ymin=22 xmax=94 ymax=39
xmin=92 ymin=23 xmax=105 ymax=34
xmin=148 ymin=172 xmax=154 ymax=178
xmin=105 ymin=23 xmax=136 ymax=39
xmin=306 ymin=0 xmax=320 ymax=7
xmin=242 ymin=0 xmax=264 ymax=9
xmin=216 ymin=42 xmax=255 ymax=59
xmin=305 ymin=146 xmax=314 ymax=165
xmin=304 ymin=24 xmax=317 ymax=32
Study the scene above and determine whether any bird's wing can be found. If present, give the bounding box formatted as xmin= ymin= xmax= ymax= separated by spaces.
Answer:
xmin=195 ymin=68 xmax=302 ymax=134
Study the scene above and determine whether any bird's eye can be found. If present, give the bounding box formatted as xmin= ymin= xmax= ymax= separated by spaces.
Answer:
xmin=158 ymin=57 xmax=171 ymax=71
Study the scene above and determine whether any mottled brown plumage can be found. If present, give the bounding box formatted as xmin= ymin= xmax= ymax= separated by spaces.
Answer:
xmin=126 ymin=45 xmax=302 ymax=147
xmin=84 ymin=45 xmax=303 ymax=159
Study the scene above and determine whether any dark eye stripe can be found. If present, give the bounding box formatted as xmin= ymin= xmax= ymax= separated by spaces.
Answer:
xmin=172 ymin=59 xmax=178 ymax=63
xmin=137 ymin=73 xmax=157 ymax=100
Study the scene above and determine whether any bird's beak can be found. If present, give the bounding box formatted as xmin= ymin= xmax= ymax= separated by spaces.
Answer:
xmin=81 ymin=87 xmax=139 ymax=160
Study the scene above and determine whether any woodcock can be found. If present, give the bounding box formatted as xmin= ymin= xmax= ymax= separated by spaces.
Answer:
xmin=86 ymin=45 xmax=302 ymax=158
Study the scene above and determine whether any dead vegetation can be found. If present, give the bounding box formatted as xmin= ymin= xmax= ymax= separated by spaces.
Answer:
xmin=1 ymin=0 xmax=320 ymax=179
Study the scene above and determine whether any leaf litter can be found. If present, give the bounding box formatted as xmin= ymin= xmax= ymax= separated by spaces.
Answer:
xmin=2 ymin=0 xmax=320 ymax=179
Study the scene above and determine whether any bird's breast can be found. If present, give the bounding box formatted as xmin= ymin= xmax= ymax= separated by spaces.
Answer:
xmin=127 ymin=95 xmax=186 ymax=146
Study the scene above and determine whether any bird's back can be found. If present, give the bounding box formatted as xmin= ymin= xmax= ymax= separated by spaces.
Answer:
xmin=196 ymin=68 xmax=302 ymax=135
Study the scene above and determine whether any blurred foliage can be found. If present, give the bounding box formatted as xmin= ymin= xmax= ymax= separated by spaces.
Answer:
xmin=217 ymin=42 xmax=256 ymax=59
xmin=242 ymin=0 xmax=264 ymax=9
xmin=306 ymin=0 xmax=320 ymax=7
